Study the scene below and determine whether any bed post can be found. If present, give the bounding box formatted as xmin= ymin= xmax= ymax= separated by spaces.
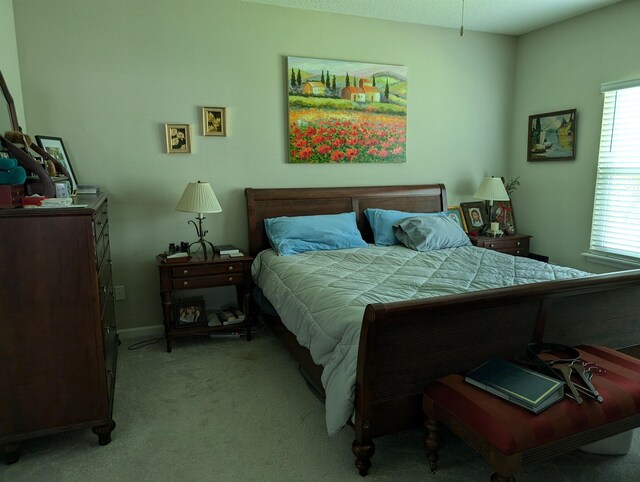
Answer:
xmin=352 ymin=305 xmax=379 ymax=476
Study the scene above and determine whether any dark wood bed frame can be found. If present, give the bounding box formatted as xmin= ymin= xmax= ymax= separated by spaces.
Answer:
xmin=245 ymin=184 xmax=640 ymax=476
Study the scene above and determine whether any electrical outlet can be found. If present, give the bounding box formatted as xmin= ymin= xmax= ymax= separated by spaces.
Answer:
xmin=114 ymin=285 xmax=125 ymax=300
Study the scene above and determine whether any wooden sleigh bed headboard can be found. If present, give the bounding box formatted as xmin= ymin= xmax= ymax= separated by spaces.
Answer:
xmin=245 ymin=184 xmax=447 ymax=256
xmin=244 ymin=184 xmax=640 ymax=477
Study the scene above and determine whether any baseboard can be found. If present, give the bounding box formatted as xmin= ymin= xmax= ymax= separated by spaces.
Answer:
xmin=117 ymin=324 xmax=164 ymax=340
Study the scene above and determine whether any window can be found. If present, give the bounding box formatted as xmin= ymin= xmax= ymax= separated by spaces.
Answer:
xmin=588 ymin=79 xmax=640 ymax=266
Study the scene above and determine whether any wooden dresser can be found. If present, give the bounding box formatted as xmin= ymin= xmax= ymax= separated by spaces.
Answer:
xmin=0 ymin=193 xmax=117 ymax=464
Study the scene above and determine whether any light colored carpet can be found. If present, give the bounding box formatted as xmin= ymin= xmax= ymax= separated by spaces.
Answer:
xmin=2 ymin=329 xmax=639 ymax=481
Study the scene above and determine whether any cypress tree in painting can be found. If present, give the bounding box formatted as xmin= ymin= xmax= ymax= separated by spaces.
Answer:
xmin=290 ymin=68 xmax=296 ymax=88
xmin=332 ymin=75 xmax=336 ymax=90
xmin=385 ymin=79 xmax=390 ymax=99
xmin=297 ymin=69 xmax=302 ymax=86
xmin=326 ymin=70 xmax=330 ymax=86
xmin=321 ymin=70 xmax=325 ymax=85
xmin=345 ymin=72 xmax=350 ymax=87
xmin=372 ymin=75 xmax=376 ymax=86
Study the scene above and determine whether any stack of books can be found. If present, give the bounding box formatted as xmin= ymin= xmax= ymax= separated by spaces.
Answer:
xmin=465 ymin=358 xmax=564 ymax=414
xmin=215 ymin=245 xmax=243 ymax=257
xmin=76 ymin=184 xmax=99 ymax=195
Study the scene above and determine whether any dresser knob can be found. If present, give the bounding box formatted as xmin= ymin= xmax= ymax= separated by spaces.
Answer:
xmin=516 ymin=250 xmax=520 ymax=255
xmin=183 ymin=281 xmax=189 ymax=286
xmin=490 ymin=243 xmax=495 ymax=248
xmin=229 ymin=277 xmax=233 ymax=282
xmin=228 ymin=266 xmax=234 ymax=271
xmin=516 ymin=241 xmax=521 ymax=246
xmin=106 ymin=326 xmax=110 ymax=335
xmin=103 ymin=285 xmax=107 ymax=294
xmin=183 ymin=269 xmax=188 ymax=275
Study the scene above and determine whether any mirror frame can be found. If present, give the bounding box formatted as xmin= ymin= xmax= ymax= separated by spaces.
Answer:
xmin=0 ymin=69 xmax=20 ymax=133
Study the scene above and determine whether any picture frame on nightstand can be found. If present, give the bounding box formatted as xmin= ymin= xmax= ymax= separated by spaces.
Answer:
xmin=174 ymin=297 xmax=207 ymax=328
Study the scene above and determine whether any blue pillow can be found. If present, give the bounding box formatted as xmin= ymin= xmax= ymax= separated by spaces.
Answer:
xmin=364 ymin=208 xmax=444 ymax=246
xmin=264 ymin=212 xmax=367 ymax=256
xmin=393 ymin=216 xmax=471 ymax=252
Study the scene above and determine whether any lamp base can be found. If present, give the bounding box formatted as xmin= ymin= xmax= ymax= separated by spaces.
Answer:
xmin=189 ymin=238 xmax=215 ymax=260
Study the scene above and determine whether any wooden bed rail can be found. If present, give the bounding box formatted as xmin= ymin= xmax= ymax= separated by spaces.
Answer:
xmin=351 ymin=269 xmax=640 ymax=475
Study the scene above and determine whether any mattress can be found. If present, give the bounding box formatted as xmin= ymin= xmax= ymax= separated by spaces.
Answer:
xmin=251 ymin=245 xmax=590 ymax=435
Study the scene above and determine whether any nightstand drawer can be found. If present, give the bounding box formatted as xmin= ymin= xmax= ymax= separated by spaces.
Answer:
xmin=172 ymin=273 xmax=244 ymax=289
xmin=478 ymin=237 xmax=529 ymax=251
xmin=172 ymin=262 xmax=243 ymax=278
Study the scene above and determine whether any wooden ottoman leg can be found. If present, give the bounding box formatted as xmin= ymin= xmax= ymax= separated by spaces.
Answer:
xmin=424 ymin=417 xmax=443 ymax=474
xmin=489 ymin=450 xmax=521 ymax=482
xmin=352 ymin=438 xmax=375 ymax=477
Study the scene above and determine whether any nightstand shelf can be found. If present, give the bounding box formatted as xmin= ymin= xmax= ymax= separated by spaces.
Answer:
xmin=468 ymin=234 xmax=532 ymax=257
xmin=156 ymin=250 xmax=254 ymax=352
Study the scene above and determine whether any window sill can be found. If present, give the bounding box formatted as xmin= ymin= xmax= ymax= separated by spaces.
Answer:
xmin=581 ymin=252 xmax=640 ymax=269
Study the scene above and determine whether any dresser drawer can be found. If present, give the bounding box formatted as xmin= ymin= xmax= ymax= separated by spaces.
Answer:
xmin=99 ymin=260 xmax=112 ymax=315
xmin=94 ymin=201 xmax=109 ymax=239
xmin=96 ymin=222 xmax=110 ymax=269
xmin=172 ymin=262 xmax=243 ymax=278
xmin=172 ymin=273 xmax=244 ymax=289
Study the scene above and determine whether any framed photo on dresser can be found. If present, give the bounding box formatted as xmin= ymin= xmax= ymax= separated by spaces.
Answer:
xmin=35 ymin=135 xmax=78 ymax=191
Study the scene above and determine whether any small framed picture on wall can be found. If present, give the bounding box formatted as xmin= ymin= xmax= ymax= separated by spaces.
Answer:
xmin=165 ymin=123 xmax=191 ymax=153
xmin=202 ymin=107 xmax=226 ymax=137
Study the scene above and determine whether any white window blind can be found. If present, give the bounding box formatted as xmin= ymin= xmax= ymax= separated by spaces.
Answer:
xmin=589 ymin=80 xmax=640 ymax=262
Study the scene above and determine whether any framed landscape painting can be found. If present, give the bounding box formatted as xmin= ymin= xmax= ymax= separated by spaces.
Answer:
xmin=527 ymin=109 xmax=576 ymax=162
xmin=287 ymin=56 xmax=407 ymax=163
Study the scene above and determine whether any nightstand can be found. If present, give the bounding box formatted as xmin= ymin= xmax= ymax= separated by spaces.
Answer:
xmin=468 ymin=234 xmax=531 ymax=257
xmin=156 ymin=250 xmax=254 ymax=352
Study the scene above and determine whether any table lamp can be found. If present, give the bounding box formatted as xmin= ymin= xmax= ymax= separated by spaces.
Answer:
xmin=176 ymin=180 xmax=222 ymax=259
xmin=473 ymin=176 xmax=510 ymax=235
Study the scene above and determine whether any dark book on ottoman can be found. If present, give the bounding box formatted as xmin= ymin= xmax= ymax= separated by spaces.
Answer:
xmin=465 ymin=358 xmax=564 ymax=414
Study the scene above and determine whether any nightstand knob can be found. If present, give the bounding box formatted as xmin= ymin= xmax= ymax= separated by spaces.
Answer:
xmin=229 ymin=277 xmax=234 ymax=282
xmin=183 ymin=269 xmax=188 ymax=275
xmin=516 ymin=250 xmax=521 ymax=255
xmin=183 ymin=281 xmax=189 ymax=286
xmin=516 ymin=241 xmax=521 ymax=246
xmin=490 ymin=243 xmax=495 ymax=248
xmin=228 ymin=266 xmax=234 ymax=271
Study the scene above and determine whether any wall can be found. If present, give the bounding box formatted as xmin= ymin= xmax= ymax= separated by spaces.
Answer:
xmin=510 ymin=0 xmax=640 ymax=272
xmin=12 ymin=0 xmax=516 ymax=330
xmin=0 ymin=0 xmax=25 ymax=130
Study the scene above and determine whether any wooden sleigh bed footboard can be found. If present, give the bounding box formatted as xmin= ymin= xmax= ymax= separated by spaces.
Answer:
xmin=352 ymin=270 xmax=640 ymax=475
xmin=245 ymin=184 xmax=640 ymax=476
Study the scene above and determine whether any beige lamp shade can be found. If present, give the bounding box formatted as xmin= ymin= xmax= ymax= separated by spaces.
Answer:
xmin=176 ymin=181 xmax=222 ymax=214
xmin=473 ymin=177 xmax=510 ymax=202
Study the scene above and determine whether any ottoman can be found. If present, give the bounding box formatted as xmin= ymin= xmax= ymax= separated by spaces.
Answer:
xmin=423 ymin=345 xmax=640 ymax=481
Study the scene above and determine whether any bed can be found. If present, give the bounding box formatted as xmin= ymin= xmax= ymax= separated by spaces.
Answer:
xmin=245 ymin=184 xmax=640 ymax=476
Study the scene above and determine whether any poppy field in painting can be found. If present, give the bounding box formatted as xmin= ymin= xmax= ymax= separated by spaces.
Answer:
xmin=287 ymin=56 xmax=408 ymax=164
xmin=289 ymin=109 xmax=406 ymax=163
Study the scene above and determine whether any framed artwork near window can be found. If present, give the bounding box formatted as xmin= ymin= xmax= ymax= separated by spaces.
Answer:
xmin=165 ymin=123 xmax=191 ymax=153
xmin=447 ymin=206 xmax=468 ymax=233
xmin=527 ymin=109 xmax=576 ymax=162
xmin=35 ymin=135 xmax=78 ymax=191
xmin=202 ymin=107 xmax=226 ymax=137
xmin=460 ymin=202 xmax=487 ymax=232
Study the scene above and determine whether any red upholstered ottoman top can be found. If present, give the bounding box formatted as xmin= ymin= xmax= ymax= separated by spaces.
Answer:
xmin=424 ymin=345 xmax=640 ymax=456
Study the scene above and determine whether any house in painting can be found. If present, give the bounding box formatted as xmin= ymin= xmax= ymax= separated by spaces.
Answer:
xmin=359 ymin=79 xmax=381 ymax=102
xmin=340 ymin=86 xmax=366 ymax=102
xmin=302 ymin=81 xmax=326 ymax=95
xmin=341 ymin=79 xmax=381 ymax=102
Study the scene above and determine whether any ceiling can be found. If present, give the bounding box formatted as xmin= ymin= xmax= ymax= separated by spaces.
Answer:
xmin=236 ymin=0 xmax=623 ymax=36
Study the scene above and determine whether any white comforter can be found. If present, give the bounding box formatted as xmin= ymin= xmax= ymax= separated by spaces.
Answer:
xmin=251 ymin=245 xmax=590 ymax=435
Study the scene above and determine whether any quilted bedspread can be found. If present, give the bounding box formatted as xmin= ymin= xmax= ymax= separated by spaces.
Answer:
xmin=251 ymin=245 xmax=590 ymax=435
